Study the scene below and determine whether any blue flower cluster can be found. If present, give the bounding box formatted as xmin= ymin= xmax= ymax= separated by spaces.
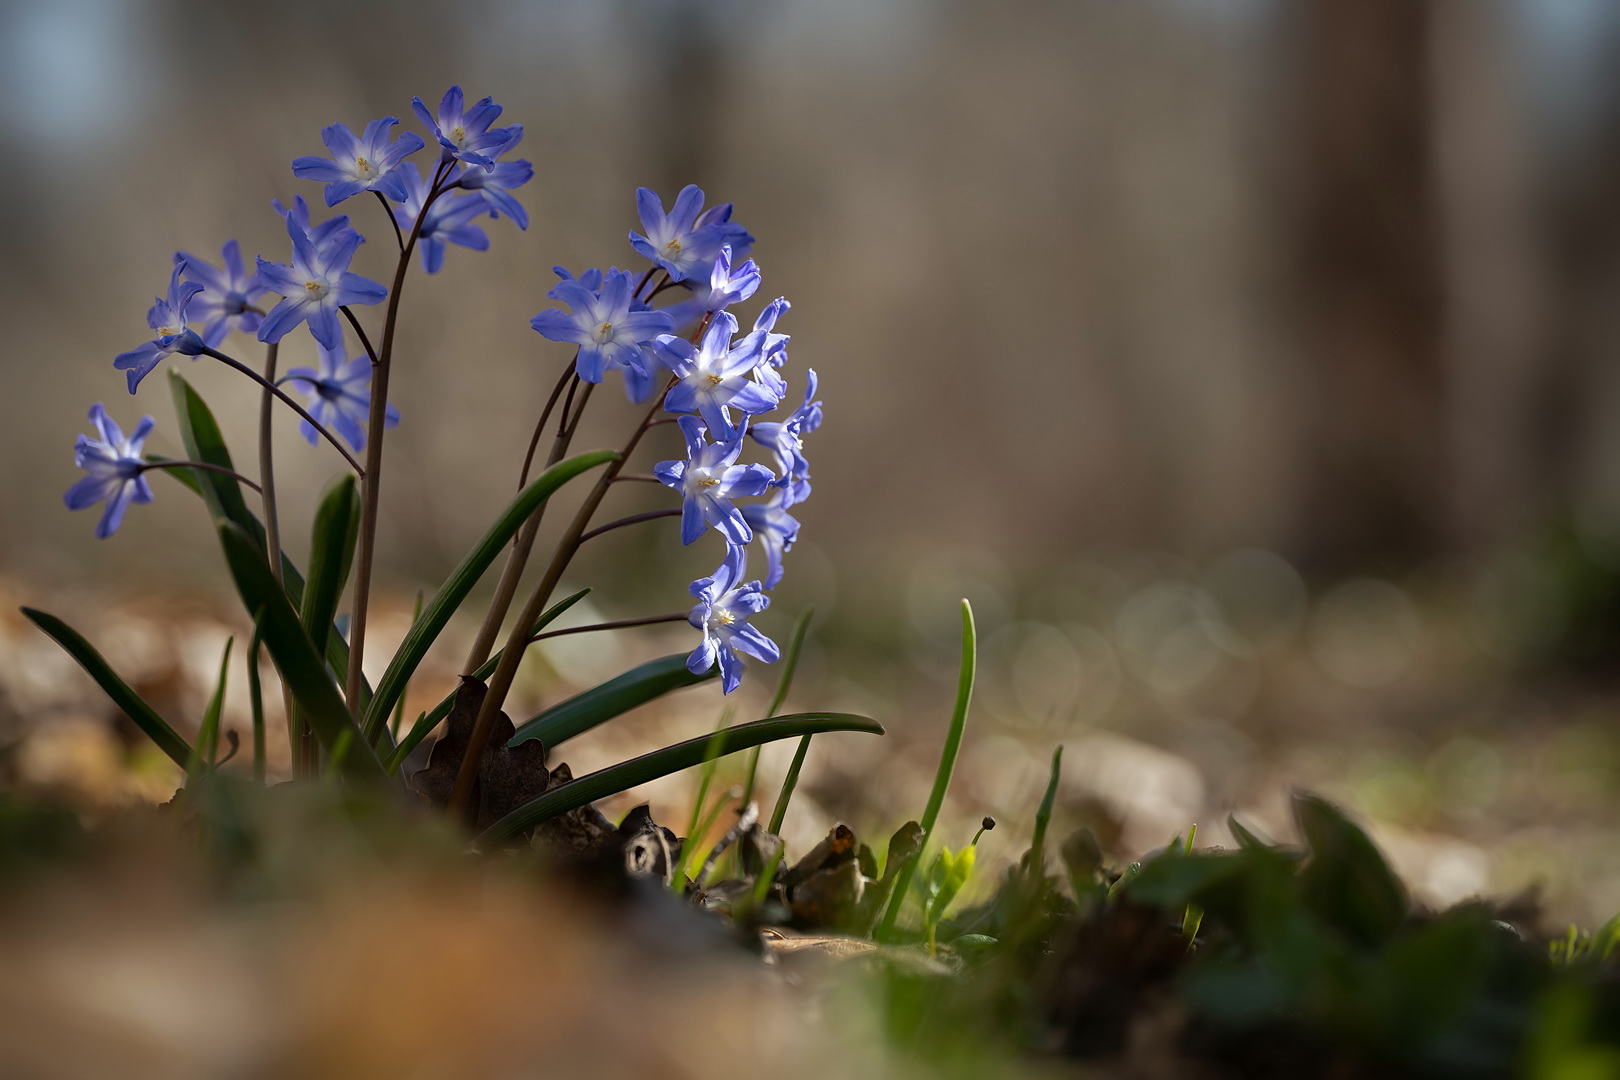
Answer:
xmin=73 ymin=87 xmax=534 ymax=533
xmin=531 ymin=186 xmax=823 ymax=693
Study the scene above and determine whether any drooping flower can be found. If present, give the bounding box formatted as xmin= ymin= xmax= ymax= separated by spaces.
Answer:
xmin=273 ymin=195 xmax=355 ymax=255
xmin=455 ymin=158 xmax=533 ymax=229
xmin=653 ymin=416 xmax=774 ymax=546
xmin=700 ymin=245 xmax=760 ymax=315
xmin=658 ymin=312 xmax=781 ymax=441
xmin=732 ymin=296 xmax=791 ymax=398
xmin=390 ymin=161 xmax=491 ymax=274
xmin=749 ymin=368 xmax=822 ymax=507
xmin=686 ymin=544 xmax=779 ymax=694
xmin=531 ymin=268 xmax=674 ymax=401
xmin=256 ymin=214 xmax=387 ymax=350
xmin=65 ymin=404 xmax=154 ymax=538
xmin=176 ymin=241 xmax=268 ymax=348
xmin=292 ymin=117 xmax=425 ymax=206
xmin=112 ymin=264 xmax=207 ymax=394
xmin=629 ymin=185 xmax=750 ymax=282
xmin=741 ymin=488 xmax=800 ymax=590
xmin=284 ymin=339 xmax=398 ymax=451
xmin=412 ymin=86 xmax=519 ymax=167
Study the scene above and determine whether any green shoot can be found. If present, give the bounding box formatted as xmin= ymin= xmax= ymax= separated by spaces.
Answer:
xmin=1029 ymin=745 xmax=1063 ymax=875
xmin=745 ymin=608 xmax=814 ymax=810
xmin=246 ymin=622 xmax=265 ymax=785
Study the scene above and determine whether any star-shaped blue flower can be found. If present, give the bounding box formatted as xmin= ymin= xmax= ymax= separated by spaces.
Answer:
xmin=256 ymin=214 xmax=387 ymax=350
xmin=654 ymin=416 xmax=774 ymax=546
xmin=741 ymin=489 xmax=801 ymax=590
xmin=687 ymin=544 xmax=779 ymax=694
xmin=65 ymin=404 xmax=155 ymax=538
xmin=531 ymin=267 xmax=675 ymax=402
xmin=285 ymin=339 xmax=399 ymax=451
xmin=390 ymin=161 xmax=492 ymax=274
xmin=749 ymin=368 xmax=822 ymax=507
xmin=412 ymin=86 xmax=520 ymax=167
xmin=112 ymin=263 xmax=207 ymax=394
xmin=629 ymin=185 xmax=750 ymax=282
xmin=292 ymin=117 xmax=425 ymax=207
xmin=658 ymin=312 xmax=782 ymax=441
xmin=176 ymin=241 xmax=268 ymax=349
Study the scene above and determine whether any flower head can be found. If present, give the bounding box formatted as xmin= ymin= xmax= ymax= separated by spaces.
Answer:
xmin=629 ymin=185 xmax=750 ymax=282
xmin=749 ymin=368 xmax=821 ymax=507
xmin=256 ymin=213 xmax=387 ymax=350
xmin=273 ymin=195 xmax=354 ymax=255
xmin=741 ymin=488 xmax=801 ymax=590
xmin=176 ymin=241 xmax=268 ymax=348
xmin=701 ymin=245 xmax=761 ymax=315
xmin=658 ymin=312 xmax=782 ymax=441
xmin=112 ymin=263 xmax=207 ymax=394
xmin=411 ymin=86 xmax=519 ymax=167
xmin=285 ymin=339 xmax=399 ymax=451
xmin=390 ymin=161 xmax=491 ymax=274
xmin=653 ymin=415 xmax=774 ymax=546
xmin=455 ymin=140 xmax=533 ymax=230
xmin=687 ymin=544 xmax=779 ymax=694
xmin=531 ymin=268 xmax=675 ymax=402
xmin=292 ymin=117 xmax=425 ymax=206
xmin=65 ymin=404 xmax=154 ymax=538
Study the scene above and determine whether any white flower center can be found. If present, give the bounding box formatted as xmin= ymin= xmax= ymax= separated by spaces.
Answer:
xmin=157 ymin=324 xmax=179 ymax=338
xmin=592 ymin=321 xmax=615 ymax=344
xmin=450 ymin=125 xmax=466 ymax=146
xmin=304 ymin=279 xmax=329 ymax=301
xmin=712 ymin=608 xmax=737 ymax=627
xmin=354 ymin=155 xmax=375 ymax=179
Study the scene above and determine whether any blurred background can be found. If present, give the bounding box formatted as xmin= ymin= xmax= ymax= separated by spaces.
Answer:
xmin=3 ymin=0 xmax=1620 ymax=923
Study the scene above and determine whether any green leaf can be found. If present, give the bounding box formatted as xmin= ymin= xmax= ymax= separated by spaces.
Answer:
xmin=215 ymin=522 xmax=388 ymax=784
xmin=387 ymin=588 xmax=592 ymax=774
xmin=476 ymin=712 xmax=885 ymax=847
xmin=187 ymin=636 xmax=233 ymax=778
xmin=164 ymin=373 xmax=378 ymax=723
xmin=361 ymin=449 xmax=619 ymax=741
xmin=301 ymin=476 xmax=359 ymax=658
xmin=1294 ymin=793 xmax=1407 ymax=947
xmin=1127 ymin=851 xmax=1249 ymax=908
xmin=508 ymin=652 xmax=716 ymax=749
xmin=21 ymin=608 xmax=192 ymax=769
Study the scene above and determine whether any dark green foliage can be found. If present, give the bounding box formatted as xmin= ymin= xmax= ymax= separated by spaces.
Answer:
xmin=509 ymin=652 xmax=717 ymax=748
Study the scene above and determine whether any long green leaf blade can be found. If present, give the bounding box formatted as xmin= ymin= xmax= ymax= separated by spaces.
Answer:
xmin=301 ymin=476 xmax=359 ymax=656
xmin=216 ymin=523 xmax=388 ymax=783
xmin=21 ymin=608 xmax=192 ymax=769
xmin=509 ymin=653 xmax=716 ymax=749
xmin=188 ymin=637 xmax=233 ymax=778
xmin=164 ymin=373 xmax=378 ymax=722
xmin=386 ymin=588 xmax=592 ymax=774
xmin=477 ymin=712 xmax=885 ymax=847
xmin=361 ymin=449 xmax=619 ymax=741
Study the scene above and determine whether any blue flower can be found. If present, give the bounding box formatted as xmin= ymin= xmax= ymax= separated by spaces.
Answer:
xmin=390 ymin=161 xmax=491 ymax=274
xmin=285 ymin=340 xmax=398 ymax=451
xmin=733 ymin=296 xmax=791 ymax=398
xmin=292 ymin=117 xmax=425 ymax=206
xmin=629 ymin=185 xmax=750 ymax=282
xmin=273 ymin=195 xmax=355 ymax=255
xmin=701 ymin=245 xmax=761 ymax=315
xmin=176 ymin=241 xmax=268 ymax=348
xmin=256 ymin=213 xmax=387 ymax=350
xmin=658 ymin=312 xmax=781 ymax=441
xmin=65 ymin=404 xmax=154 ymax=538
xmin=112 ymin=263 xmax=207 ymax=394
xmin=411 ymin=86 xmax=519 ymax=167
xmin=456 ymin=157 xmax=533 ymax=230
xmin=653 ymin=415 xmax=774 ymax=546
xmin=741 ymin=489 xmax=800 ymax=590
xmin=687 ymin=544 xmax=779 ymax=694
xmin=749 ymin=368 xmax=821 ymax=507
xmin=531 ymin=268 xmax=674 ymax=402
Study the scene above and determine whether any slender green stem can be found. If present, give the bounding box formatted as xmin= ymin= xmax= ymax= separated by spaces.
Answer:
xmin=529 ymin=612 xmax=686 ymax=644
xmin=256 ymin=343 xmax=282 ymax=580
xmin=137 ymin=460 xmax=261 ymax=494
xmin=197 ymin=347 xmax=362 ymax=475
xmin=576 ymin=508 xmax=681 ymax=546
xmin=1030 ymin=745 xmax=1063 ymax=874
xmin=462 ymin=374 xmax=590 ymax=674
xmin=345 ymin=159 xmax=454 ymax=713
xmin=247 ymin=623 xmax=265 ymax=785
xmin=748 ymin=608 xmax=814 ymax=811
xmin=876 ymin=600 xmax=977 ymax=942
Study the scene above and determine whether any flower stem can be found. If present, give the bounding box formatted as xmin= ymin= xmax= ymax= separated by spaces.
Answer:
xmin=197 ymin=347 xmax=363 ymax=475
xmin=344 ymin=160 xmax=454 ymax=713
xmin=575 ymin=508 xmax=681 ymax=546
xmin=340 ymin=306 xmax=379 ymax=365
xmin=527 ymin=612 xmax=687 ymax=644
xmin=138 ymin=459 xmax=263 ymax=493
xmin=257 ymin=343 xmax=282 ymax=583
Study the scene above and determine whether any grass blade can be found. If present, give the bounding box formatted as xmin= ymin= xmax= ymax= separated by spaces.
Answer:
xmin=508 ymin=652 xmax=716 ymax=749
xmin=187 ymin=636 xmax=233 ymax=778
xmin=386 ymin=589 xmax=592 ymax=774
xmin=745 ymin=607 xmax=813 ymax=808
xmin=360 ymin=449 xmax=619 ymax=742
xmin=393 ymin=591 xmax=424 ymax=739
xmin=216 ymin=522 xmax=388 ymax=784
xmin=877 ymin=599 xmax=977 ymax=942
xmin=1029 ymin=745 xmax=1063 ymax=874
xmin=247 ymin=621 xmax=266 ymax=784
xmin=476 ymin=712 xmax=885 ymax=847
xmin=301 ymin=476 xmax=359 ymax=657
xmin=22 ymin=608 xmax=193 ymax=770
